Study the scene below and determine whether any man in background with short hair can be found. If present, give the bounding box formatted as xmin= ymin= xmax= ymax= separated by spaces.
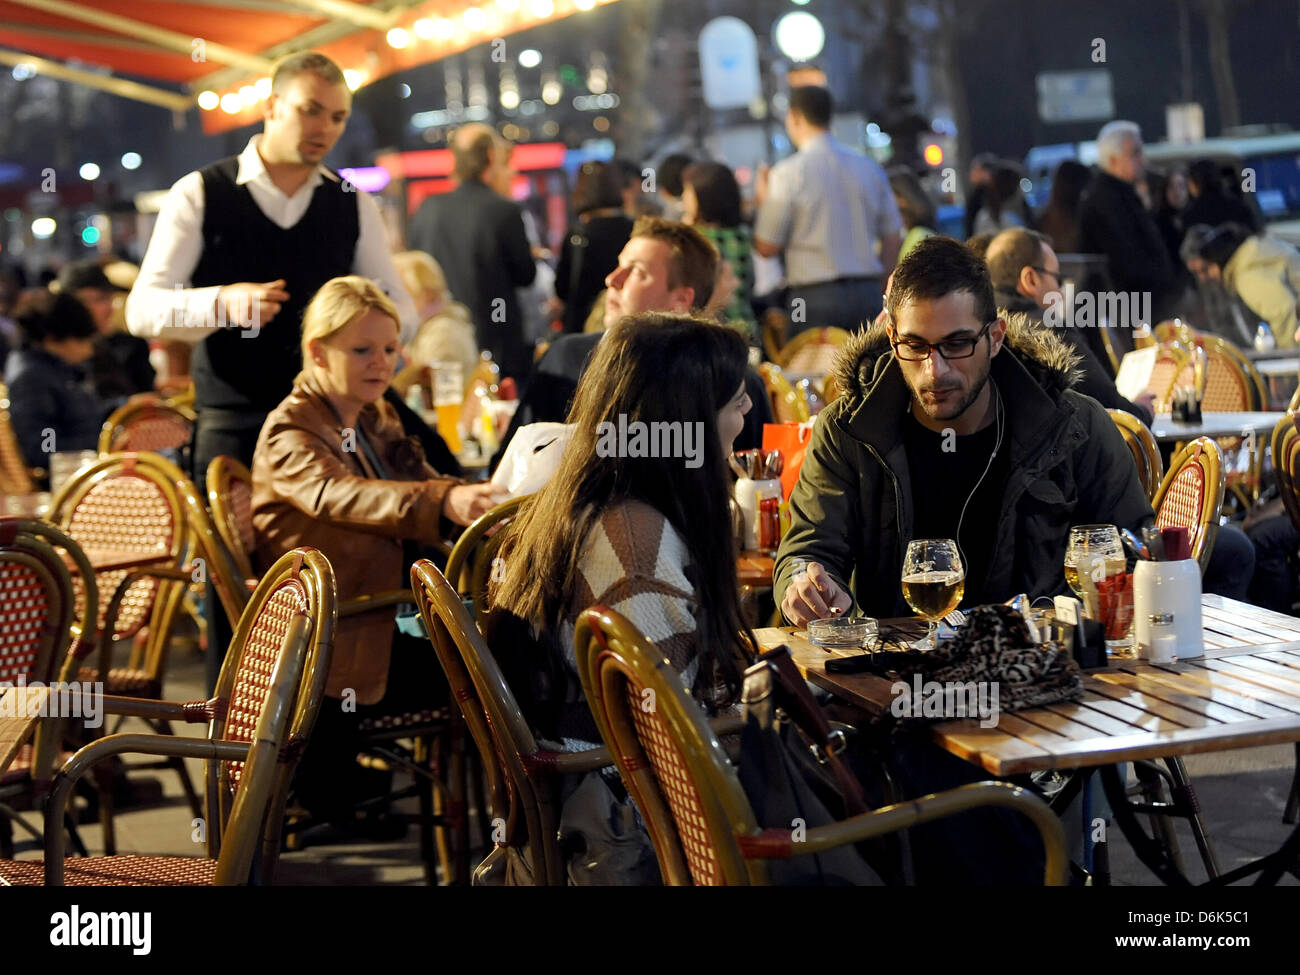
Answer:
xmin=755 ymin=85 xmax=901 ymax=336
xmin=493 ymin=217 xmax=772 ymax=465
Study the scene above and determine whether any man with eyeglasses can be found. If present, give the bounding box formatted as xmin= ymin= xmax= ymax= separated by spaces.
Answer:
xmin=126 ymin=50 xmax=415 ymax=488
xmin=985 ymin=227 xmax=1156 ymax=424
xmin=776 ymin=235 xmax=1152 ymax=625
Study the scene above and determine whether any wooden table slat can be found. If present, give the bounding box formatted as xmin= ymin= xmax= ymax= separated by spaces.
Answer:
xmin=1201 ymin=594 xmax=1300 ymax=629
xmin=1092 ymin=669 xmax=1280 ymax=722
xmin=1199 ymin=607 xmax=1300 ymax=644
xmin=1010 ymin=705 xmax=1136 ymax=742
xmin=1192 ymin=658 xmax=1300 ymax=704
xmin=1082 ymin=684 xmax=1220 ymax=729
xmin=1041 ymin=699 xmax=1152 ymax=737
xmin=1207 ymin=654 xmax=1300 ymax=687
xmin=1113 ymin=664 xmax=1296 ymax=718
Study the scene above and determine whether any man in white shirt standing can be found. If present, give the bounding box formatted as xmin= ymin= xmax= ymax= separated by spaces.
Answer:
xmin=126 ymin=51 xmax=415 ymax=489
xmin=754 ymin=86 xmax=902 ymax=337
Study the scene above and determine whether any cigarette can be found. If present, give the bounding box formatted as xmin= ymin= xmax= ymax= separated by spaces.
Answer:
xmin=829 ymin=606 xmax=843 ymax=615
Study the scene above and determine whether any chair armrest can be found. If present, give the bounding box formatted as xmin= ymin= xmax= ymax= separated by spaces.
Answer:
xmin=101 ymin=695 xmax=227 ymax=724
xmin=340 ymin=589 xmax=413 ymax=618
xmin=43 ymin=733 xmax=249 ymax=883
xmin=736 ymin=780 xmax=1068 ymax=886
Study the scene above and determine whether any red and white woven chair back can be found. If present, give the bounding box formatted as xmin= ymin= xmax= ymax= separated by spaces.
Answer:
xmin=104 ymin=405 xmax=193 ymax=455
xmin=622 ymin=678 xmax=722 ymax=886
xmin=221 ymin=579 xmax=310 ymax=789
xmin=65 ymin=472 xmax=176 ymax=638
xmin=0 ymin=560 xmax=51 ymax=685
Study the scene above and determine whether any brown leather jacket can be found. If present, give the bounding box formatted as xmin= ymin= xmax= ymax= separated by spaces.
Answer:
xmin=251 ymin=372 xmax=459 ymax=704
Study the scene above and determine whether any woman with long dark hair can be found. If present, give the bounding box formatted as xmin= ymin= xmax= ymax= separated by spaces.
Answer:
xmin=554 ymin=161 xmax=635 ymax=333
xmin=1037 ymin=159 xmax=1090 ymax=254
xmin=488 ymin=312 xmax=756 ymax=749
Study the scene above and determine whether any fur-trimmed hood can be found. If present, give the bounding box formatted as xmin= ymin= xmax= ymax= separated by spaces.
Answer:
xmin=830 ymin=310 xmax=1085 ymax=403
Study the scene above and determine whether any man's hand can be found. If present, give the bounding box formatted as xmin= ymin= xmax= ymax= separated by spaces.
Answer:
xmin=444 ymin=483 xmax=505 ymax=527
xmin=780 ymin=561 xmax=852 ymax=626
xmin=218 ymin=280 xmax=289 ymax=329
xmin=1134 ymin=392 xmax=1157 ymax=415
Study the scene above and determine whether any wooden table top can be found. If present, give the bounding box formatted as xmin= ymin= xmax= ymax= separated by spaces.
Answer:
xmin=0 ymin=684 xmax=50 ymax=774
xmin=1149 ymin=411 xmax=1287 ymax=442
xmin=80 ymin=549 xmax=173 ymax=574
xmin=1254 ymin=357 xmax=1300 ymax=377
xmin=756 ymin=596 xmax=1300 ymax=777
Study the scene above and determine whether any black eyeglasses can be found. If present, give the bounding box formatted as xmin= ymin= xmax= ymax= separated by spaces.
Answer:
xmin=1030 ymin=265 xmax=1062 ymax=283
xmin=891 ymin=321 xmax=995 ymax=361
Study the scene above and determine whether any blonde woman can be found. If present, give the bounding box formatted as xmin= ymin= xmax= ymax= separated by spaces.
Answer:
xmin=391 ymin=250 xmax=478 ymax=397
xmin=251 ymin=274 xmax=499 ymax=832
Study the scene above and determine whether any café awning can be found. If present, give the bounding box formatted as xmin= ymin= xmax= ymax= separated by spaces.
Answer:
xmin=0 ymin=0 xmax=620 ymax=132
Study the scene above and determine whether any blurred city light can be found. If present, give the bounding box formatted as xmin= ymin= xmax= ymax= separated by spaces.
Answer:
xmin=121 ymin=152 xmax=142 ymax=170
xmin=344 ymin=70 xmax=364 ymax=91
xmin=31 ymin=217 xmax=56 ymax=239
xmin=519 ymin=49 xmax=542 ymax=68
xmin=81 ymin=226 xmax=100 ymax=246
xmin=413 ymin=18 xmax=435 ymax=39
xmin=399 ymin=83 xmax=412 ymax=98
xmin=463 ymin=7 xmax=487 ymax=31
xmin=530 ymin=0 xmax=554 ymax=17
xmin=774 ymin=11 xmax=825 ymax=61
xmin=79 ymin=162 xmax=100 ymax=181
xmin=387 ymin=27 xmax=410 ymax=48
xmin=923 ymin=144 xmax=944 ymax=166
xmin=197 ymin=90 xmax=219 ymax=111
xmin=11 ymin=63 xmax=36 ymax=81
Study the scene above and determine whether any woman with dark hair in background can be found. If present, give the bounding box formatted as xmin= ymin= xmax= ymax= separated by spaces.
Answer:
xmin=971 ymin=162 xmax=1030 ymax=235
xmin=1181 ymin=222 xmax=1300 ymax=348
xmin=1037 ymin=159 xmax=1090 ymax=254
xmin=485 ymin=313 xmax=755 ymax=880
xmin=4 ymin=290 xmax=108 ymax=474
xmin=554 ymin=161 xmax=635 ymax=334
xmin=682 ymin=160 xmax=757 ymax=337
xmin=888 ymin=167 xmax=937 ymax=261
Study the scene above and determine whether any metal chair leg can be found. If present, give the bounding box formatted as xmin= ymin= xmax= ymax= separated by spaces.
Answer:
xmin=414 ymin=735 xmax=436 ymax=885
xmin=1133 ymin=761 xmax=1185 ymax=875
xmin=1165 ymin=756 xmax=1221 ymax=880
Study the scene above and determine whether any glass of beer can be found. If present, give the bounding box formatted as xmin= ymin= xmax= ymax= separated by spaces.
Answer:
xmin=902 ymin=538 xmax=965 ymax=649
xmin=1065 ymin=525 xmax=1125 ymax=602
xmin=431 ymin=360 xmax=463 ymax=454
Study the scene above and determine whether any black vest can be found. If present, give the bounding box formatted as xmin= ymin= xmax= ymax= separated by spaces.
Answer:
xmin=190 ymin=157 xmax=358 ymax=413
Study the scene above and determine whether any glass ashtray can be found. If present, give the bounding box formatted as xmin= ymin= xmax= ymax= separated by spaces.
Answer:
xmin=807 ymin=616 xmax=878 ymax=649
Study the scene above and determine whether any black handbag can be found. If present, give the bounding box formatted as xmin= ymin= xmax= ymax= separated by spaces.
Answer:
xmin=736 ymin=645 xmax=884 ymax=885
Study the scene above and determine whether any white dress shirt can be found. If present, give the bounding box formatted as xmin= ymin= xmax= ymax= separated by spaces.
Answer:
xmin=126 ymin=135 xmax=416 ymax=344
xmin=754 ymin=132 xmax=902 ymax=286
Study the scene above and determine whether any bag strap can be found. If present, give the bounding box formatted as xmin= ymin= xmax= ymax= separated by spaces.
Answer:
xmin=746 ymin=645 xmax=869 ymax=816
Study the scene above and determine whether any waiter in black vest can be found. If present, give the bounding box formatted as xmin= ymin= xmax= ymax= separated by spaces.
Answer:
xmin=126 ymin=51 xmax=415 ymax=489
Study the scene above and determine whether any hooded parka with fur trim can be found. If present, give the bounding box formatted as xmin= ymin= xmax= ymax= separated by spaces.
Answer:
xmin=773 ymin=313 xmax=1155 ymax=619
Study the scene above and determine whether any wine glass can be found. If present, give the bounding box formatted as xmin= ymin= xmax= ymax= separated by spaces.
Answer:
xmin=902 ymin=539 xmax=965 ymax=649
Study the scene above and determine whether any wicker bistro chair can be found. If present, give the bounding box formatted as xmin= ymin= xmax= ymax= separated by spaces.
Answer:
xmin=1269 ymin=413 xmax=1300 ymax=824
xmin=0 ymin=547 xmax=336 ymax=885
xmin=778 ymin=326 xmax=852 ymax=378
xmin=206 ymin=455 xmax=256 ymax=583
xmin=204 ymin=457 xmax=465 ymax=884
xmin=0 ymin=522 xmax=90 ymax=859
xmin=573 ymin=607 xmax=1068 ymax=886
xmin=444 ymin=494 xmax=531 ymax=626
xmin=757 ymin=363 xmax=811 ymax=425
xmin=97 ymin=396 xmax=196 ymax=457
xmin=410 ymin=558 xmax=612 ymax=886
xmin=0 ymin=382 xmax=38 ymax=494
xmin=1148 ymin=342 xmax=1191 ymax=413
xmin=1170 ymin=338 xmax=1265 ymax=509
xmin=1153 ymin=437 xmax=1227 ymax=574
xmin=46 ymin=451 xmax=253 ymax=853
xmin=1108 ymin=409 xmax=1164 ymax=504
